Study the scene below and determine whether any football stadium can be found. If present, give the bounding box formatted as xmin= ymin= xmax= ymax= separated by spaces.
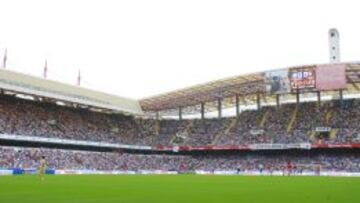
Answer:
xmin=0 ymin=27 xmax=360 ymax=202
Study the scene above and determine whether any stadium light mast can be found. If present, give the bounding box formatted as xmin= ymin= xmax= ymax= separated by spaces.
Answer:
xmin=329 ymin=28 xmax=340 ymax=63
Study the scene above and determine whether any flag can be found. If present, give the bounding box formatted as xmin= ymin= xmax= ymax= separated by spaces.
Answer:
xmin=2 ymin=49 xmax=7 ymax=69
xmin=43 ymin=60 xmax=48 ymax=78
xmin=77 ymin=69 xmax=81 ymax=86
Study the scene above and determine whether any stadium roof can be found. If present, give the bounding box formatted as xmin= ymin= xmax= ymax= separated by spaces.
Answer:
xmin=140 ymin=73 xmax=264 ymax=111
xmin=140 ymin=62 xmax=360 ymax=115
xmin=2 ymin=62 xmax=360 ymax=117
xmin=0 ymin=69 xmax=143 ymax=115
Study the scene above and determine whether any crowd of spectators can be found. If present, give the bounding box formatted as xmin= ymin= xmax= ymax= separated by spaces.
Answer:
xmin=192 ymin=151 xmax=360 ymax=172
xmin=0 ymin=147 xmax=359 ymax=172
xmin=155 ymin=99 xmax=360 ymax=146
xmin=0 ymin=147 xmax=188 ymax=171
xmin=0 ymin=96 xmax=156 ymax=145
xmin=0 ymin=95 xmax=360 ymax=147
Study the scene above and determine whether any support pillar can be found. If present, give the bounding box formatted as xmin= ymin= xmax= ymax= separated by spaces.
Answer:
xmin=296 ymin=91 xmax=300 ymax=105
xmin=155 ymin=111 xmax=160 ymax=120
xmin=201 ymin=102 xmax=205 ymax=120
xmin=339 ymin=89 xmax=343 ymax=101
xmin=217 ymin=98 xmax=222 ymax=119
xmin=317 ymin=91 xmax=321 ymax=106
xmin=276 ymin=94 xmax=280 ymax=109
xmin=235 ymin=94 xmax=240 ymax=118
xmin=339 ymin=89 xmax=343 ymax=107
xmin=178 ymin=106 xmax=183 ymax=121
xmin=256 ymin=94 xmax=261 ymax=110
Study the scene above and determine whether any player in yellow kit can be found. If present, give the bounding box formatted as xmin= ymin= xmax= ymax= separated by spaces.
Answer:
xmin=38 ymin=156 xmax=46 ymax=182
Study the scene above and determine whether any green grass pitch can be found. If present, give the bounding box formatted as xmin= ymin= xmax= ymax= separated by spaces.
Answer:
xmin=0 ymin=175 xmax=360 ymax=203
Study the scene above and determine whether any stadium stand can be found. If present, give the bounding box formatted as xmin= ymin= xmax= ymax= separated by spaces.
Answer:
xmin=1 ymin=94 xmax=360 ymax=147
xmin=1 ymin=63 xmax=360 ymax=175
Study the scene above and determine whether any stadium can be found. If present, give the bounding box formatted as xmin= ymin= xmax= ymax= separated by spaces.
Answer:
xmin=1 ymin=28 xmax=360 ymax=202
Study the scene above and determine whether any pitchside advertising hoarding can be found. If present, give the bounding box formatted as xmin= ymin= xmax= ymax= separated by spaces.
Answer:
xmin=265 ymin=64 xmax=347 ymax=94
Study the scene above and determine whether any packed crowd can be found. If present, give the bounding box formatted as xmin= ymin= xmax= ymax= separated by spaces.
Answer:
xmin=0 ymin=147 xmax=187 ymax=171
xmin=159 ymin=99 xmax=360 ymax=146
xmin=0 ymin=96 xmax=156 ymax=145
xmin=0 ymin=147 xmax=359 ymax=172
xmin=192 ymin=151 xmax=360 ymax=172
xmin=0 ymin=95 xmax=360 ymax=146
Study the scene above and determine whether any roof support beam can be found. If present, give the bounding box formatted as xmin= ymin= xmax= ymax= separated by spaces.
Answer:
xmin=276 ymin=94 xmax=280 ymax=109
xmin=339 ymin=89 xmax=343 ymax=107
xmin=350 ymin=82 xmax=360 ymax=90
xmin=178 ymin=106 xmax=183 ymax=121
xmin=296 ymin=90 xmax=300 ymax=105
xmin=346 ymin=76 xmax=360 ymax=91
xmin=240 ymin=95 xmax=247 ymax=106
xmin=256 ymin=94 xmax=261 ymax=110
xmin=155 ymin=111 xmax=160 ymax=120
xmin=217 ymin=98 xmax=222 ymax=119
xmin=317 ymin=91 xmax=321 ymax=107
xmin=201 ymin=102 xmax=205 ymax=120
xmin=235 ymin=94 xmax=240 ymax=118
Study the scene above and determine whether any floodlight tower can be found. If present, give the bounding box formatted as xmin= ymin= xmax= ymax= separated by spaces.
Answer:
xmin=329 ymin=28 xmax=340 ymax=63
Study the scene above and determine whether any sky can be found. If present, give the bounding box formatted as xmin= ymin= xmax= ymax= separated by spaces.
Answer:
xmin=0 ymin=0 xmax=360 ymax=99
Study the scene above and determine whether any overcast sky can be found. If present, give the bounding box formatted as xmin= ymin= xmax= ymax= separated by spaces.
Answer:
xmin=0 ymin=0 xmax=359 ymax=99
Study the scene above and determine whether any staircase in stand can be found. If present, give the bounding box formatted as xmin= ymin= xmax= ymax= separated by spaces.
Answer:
xmin=170 ymin=120 xmax=193 ymax=145
xmin=287 ymin=106 xmax=298 ymax=134
xmin=308 ymin=131 xmax=316 ymax=141
xmin=260 ymin=110 xmax=269 ymax=128
xmin=150 ymin=120 xmax=161 ymax=145
xmin=155 ymin=120 xmax=160 ymax=136
xmin=325 ymin=109 xmax=333 ymax=126
xmin=330 ymin=128 xmax=339 ymax=140
xmin=212 ymin=118 xmax=237 ymax=145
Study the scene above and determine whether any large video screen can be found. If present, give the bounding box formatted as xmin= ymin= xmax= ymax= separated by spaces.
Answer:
xmin=316 ymin=64 xmax=346 ymax=90
xmin=289 ymin=67 xmax=316 ymax=90
xmin=264 ymin=65 xmax=347 ymax=95
xmin=265 ymin=69 xmax=291 ymax=94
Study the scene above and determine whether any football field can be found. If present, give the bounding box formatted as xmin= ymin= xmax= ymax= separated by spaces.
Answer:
xmin=0 ymin=175 xmax=359 ymax=203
